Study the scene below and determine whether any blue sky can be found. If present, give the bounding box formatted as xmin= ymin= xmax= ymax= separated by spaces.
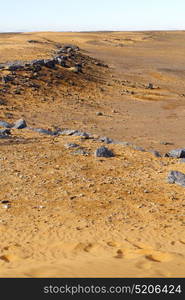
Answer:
xmin=1 ymin=0 xmax=185 ymax=32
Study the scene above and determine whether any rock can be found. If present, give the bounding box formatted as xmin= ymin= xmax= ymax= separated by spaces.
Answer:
xmin=2 ymin=75 xmax=13 ymax=84
xmin=65 ymin=143 xmax=79 ymax=149
xmin=0 ymin=129 xmax=11 ymax=135
xmin=96 ymin=112 xmax=103 ymax=116
xmin=95 ymin=146 xmax=114 ymax=158
xmin=29 ymin=128 xmax=57 ymax=136
xmin=160 ymin=141 xmax=174 ymax=145
xmin=0 ymin=99 xmax=6 ymax=105
xmin=179 ymin=158 xmax=185 ymax=163
xmin=167 ymin=170 xmax=185 ymax=187
xmin=72 ymin=131 xmax=90 ymax=138
xmin=44 ymin=59 xmax=56 ymax=69
xmin=8 ymin=62 xmax=24 ymax=71
xmin=31 ymin=59 xmax=45 ymax=66
xmin=0 ymin=121 xmax=12 ymax=128
xmin=58 ymin=129 xmax=78 ymax=136
xmin=13 ymin=119 xmax=27 ymax=129
xmin=146 ymin=83 xmax=154 ymax=89
xmin=165 ymin=148 xmax=185 ymax=158
xmin=149 ymin=150 xmax=162 ymax=157
xmin=72 ymin=149 xmax=89 ymax=156
xmin=132 ymin=145 xmax=145 ymax=152
xmin=99 ymin=136 xmax=114 ymax=144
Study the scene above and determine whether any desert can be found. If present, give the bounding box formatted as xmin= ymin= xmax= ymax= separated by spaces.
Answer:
xmin=0 ymin=30 xmax=185 ymax=277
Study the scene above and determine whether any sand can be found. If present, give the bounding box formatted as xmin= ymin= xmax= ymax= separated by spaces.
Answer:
xmin=0 ymin=31 xmax=185 ymax=277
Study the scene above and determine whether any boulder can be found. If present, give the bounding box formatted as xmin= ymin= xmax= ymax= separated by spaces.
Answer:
xmin=167 ymin=170 xmax=185 ymax=187
xmin=165 ymin=148 xmax=185 ymax=158
xmin=13 ymin=119 xmax=27 ymax=129
xmin=0 ymin=121 xmax=12 ymax=128
xmin=95 ymin=146 xmax=114 ymax=158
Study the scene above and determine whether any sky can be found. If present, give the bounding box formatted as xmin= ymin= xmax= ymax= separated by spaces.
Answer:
xmin=0 ymin=0 xmax=185 ymax=32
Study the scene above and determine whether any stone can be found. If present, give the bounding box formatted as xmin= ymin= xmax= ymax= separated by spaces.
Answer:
xmin=96 ymin=112 xmax=103 ymax=116
xmin=99 ymin=136 xmax=114 ymax=144
xmin=167 ymin=170 xmax=185 ymax=187
xmin=146 ymin=83 xmax=154 ymax=89
xmin=8 ymin=63 xmax=24 ymax=71
xmin=65 ymin=143 xmax=79 ymax=149
xmin=2 ymin=75 xmax=13 ymax=84
xmin=149 ymin=150 xmax=162 ymax=157
xmin=29 ymin=128 xmax=57 ymax=136
xmin=165 ymin=148 xmax=185 ymax=158
xmin=44 ymin=59 xmax=56 ymax=69
xmin=132 ymin=145 xmax=145 ymax=152
xmin=0 ymin=129 xmax=11 ymax=135
xmin=179 ymin=158 xmax=185 ymax=163
xmin=72 ymin=131 xmax=90 ymax=138
xmin=0 ymin=121 xmax=12 ymax=128
xmin=72 ymin=149 xmax=89 ymax=156
xmin=13 ymin=119 xmax=27 ymax=129
xmin=95 ymin=146 xmax=114 ymax=158
xmin=58 ymin=129 xmax=77 ymax=136
xmin=31 ymin=59 xmax=45 ymax=66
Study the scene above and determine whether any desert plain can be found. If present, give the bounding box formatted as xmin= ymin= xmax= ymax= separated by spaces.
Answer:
xmin=0 ymin=31 xmax=185 ymax=277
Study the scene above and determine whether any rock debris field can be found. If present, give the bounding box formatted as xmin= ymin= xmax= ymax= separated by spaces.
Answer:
xmin=0 ymin=31 xmax=185 ymax=277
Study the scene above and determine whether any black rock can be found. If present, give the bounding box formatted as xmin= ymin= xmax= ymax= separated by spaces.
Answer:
xmin=167 ymin=170 xmax=185 ymax=187
xmin=44 ymin=59 xmax=56 ymax=69
xmin=2 ymin=75 xmax=13 ymax=84
xmin=0 ymin=121 xmax=12 ymax=128
xmin=8 ymin=63 xmax=24 ymax=71
xmin=13 ymin=119 xmax=27 ymax=129
xmin=31 ymin=59 xmax=45 ymax=66
xmin=95 ymin=146 xmax=114 ymax=158
xmin=165 ymin=148 xmax=185 ymax=158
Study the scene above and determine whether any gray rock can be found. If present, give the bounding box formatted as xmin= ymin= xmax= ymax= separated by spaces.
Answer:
xmin=58 ymin=129 xmax=77 ymax=136
xmin=72 ymin=149 xmax=89 ymax=156
xmin=149 ymin=150 xmax=162 ymax=157
xmin=65 ymin=143 xmax=79 ymax=149
xmin=13 ymin=119 xmax=27 ymax=129
xmin=165 ymin=148 xmax=185 ymax=158
xmin=72 ymin=131 xmax=90 ymax=138
xmin=0 ymin=121 xmax=12 ymax=128
xmin=29 ymin=128 xmax=57 ymax=136
xmin=167 ymin=170 xmax=185 ymax=187
xmin=179 ymin=158 xmax=185 ymax=163
xmin=0 ymin=129 xmax=11 ymax=135
xmin=99 ymin=136 xmax=114 ymax=144
xmin=95 ymin=146 xmax=114 ymax=158
xmin=132 ymin=145 xmax=146 ymax=152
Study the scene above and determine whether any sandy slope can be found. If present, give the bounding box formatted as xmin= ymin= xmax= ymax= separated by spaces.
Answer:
xmin=0 ymin=31 xmax=185 ymax=277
